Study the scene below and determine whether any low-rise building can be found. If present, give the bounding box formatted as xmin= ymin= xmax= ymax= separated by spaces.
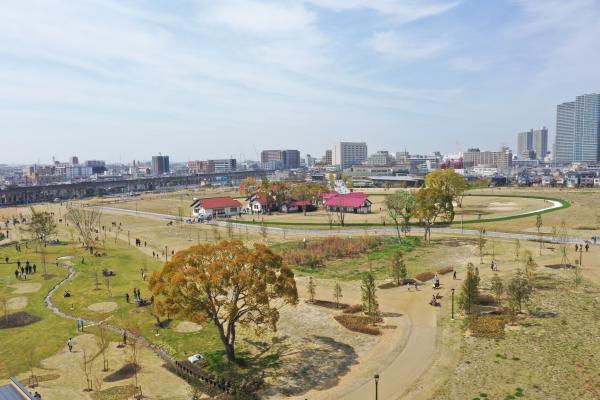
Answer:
xmin=190 ymin=196 xmax=242 ymax=219
xmin=323 ymin=192 xmax=372 ymax=214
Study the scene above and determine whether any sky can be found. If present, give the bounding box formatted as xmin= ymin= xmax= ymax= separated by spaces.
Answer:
xmin=1 ymin=0 xmax=600 ymax=164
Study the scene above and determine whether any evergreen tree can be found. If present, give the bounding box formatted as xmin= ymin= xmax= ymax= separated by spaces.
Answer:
xmin=361 ymin=272 xmax=379 ymax=316
xmin=490 ymin=274 xmax=504 ymax=304
xmin=458 ymin=262 xmax=480 ymax=315
xmin=389 ymin=251 xmax=407 ymax=286
xmin=307 ymin=276 xmax=316 ymax=303
xmin=333 ymin=282 xmax=343 ymax=308
xmin=507 ymin=269 xmax=532 ymax=313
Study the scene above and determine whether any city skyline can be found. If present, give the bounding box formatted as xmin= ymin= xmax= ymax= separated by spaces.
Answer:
xmin=1 ymin=1 xmax=600 ymax=164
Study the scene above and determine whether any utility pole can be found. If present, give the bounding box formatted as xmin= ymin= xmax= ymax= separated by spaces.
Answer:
xmin=165 ymin=246 xmax=168 ymax=262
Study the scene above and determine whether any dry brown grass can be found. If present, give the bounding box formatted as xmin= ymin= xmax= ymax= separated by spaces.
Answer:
xmin=334 ymin=314 xmax=383 ymax=335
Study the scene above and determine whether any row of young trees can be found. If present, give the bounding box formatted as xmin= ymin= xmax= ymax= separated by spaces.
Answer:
xmin=385 ymin=169 xmax=467 ymax=242
xmin=458 ymin=260 xmax=534 ymax=318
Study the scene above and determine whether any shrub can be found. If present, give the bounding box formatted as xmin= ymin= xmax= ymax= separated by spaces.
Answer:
xmin=282 ymin=236 xmax=383 ymax=267
xmin=343 ymin=304 xmax=363 ymax=314
xmin=0 ymin=233 xmax=4 ymax=241
xmin=415 ymin=271 xmax=435 ymax=282
xmin=334 ymin=314 xmax=383 ymax=335
xmin=437 ymin=266 xmax=454 ymax=275
xmin=476 ymin=293 xmax=496 ymax=305
xmin=469 ymin=315 xmax=509 ymax=338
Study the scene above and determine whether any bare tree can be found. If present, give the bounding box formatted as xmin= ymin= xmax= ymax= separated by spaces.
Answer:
xmin=66 ymin=207 xmax=102 ymax=249
xmin=81 ymin=349 xmax=94 ymax=392
xmin=27 ymin=348 xmax=38 ymax=388
xmin=0 ymin=286 xmax=9 ymax=323
xmin=128 ymin=331 xmax=143 ymax=399
xmin=336 ymin=207 xmax=347 ymax=227
xmin=477 ymin=228 xmax=486 ymax=264
xmin=96 ymin=325 xmax=110 ymax=371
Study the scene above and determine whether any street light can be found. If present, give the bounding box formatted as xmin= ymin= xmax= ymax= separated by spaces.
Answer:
xmin=374 ymin=374 xmax=379 ymax=400
xmin=451 ymin=288 xmax=455 ymax=320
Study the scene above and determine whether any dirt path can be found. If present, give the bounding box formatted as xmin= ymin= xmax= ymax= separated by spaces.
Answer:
xmin=286 ymin=277 xmax=462 ymax=400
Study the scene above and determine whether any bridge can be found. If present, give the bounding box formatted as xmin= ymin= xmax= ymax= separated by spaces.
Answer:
xmin=0 ymin=170 xmax=272 ymax=206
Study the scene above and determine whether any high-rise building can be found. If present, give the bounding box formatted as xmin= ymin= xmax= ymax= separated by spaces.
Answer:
xmin=517 ymin=127 xmax=548 ymax=160
xmin=324 ymin=150 xmax=332 ymax=165
xmin=517 ymin=131 xmax=533 ymax=158
xmin=554 ymin=93 xmax=600 ymax=163
xmin=368 ymin=151 xmax=394 ymax=166
xmin=282 ymin=150 xmax=300 ymax=169
xmin=69 ymin=156 xmax=79 ymax=165
xmin=212 ymin=159 xmax=236 ymax=173
xmin=532 ymin=128 xmax=548 ymax=161
xmin=261 ymin=150 xmax=283 ymax=167
xmin=332 ymin=142 xmax=368 ymax=169
xmin=151 ymin=155 xmax=170 ymax=175
xmin=463 ymin=148 xmax=512 ymax=169
xmin=260 ymin=149 xmax=300 ymax=169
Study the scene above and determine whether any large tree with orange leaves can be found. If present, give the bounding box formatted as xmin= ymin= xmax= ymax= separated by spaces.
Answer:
xmin=148 ymin=240 xmax=298 ymax=361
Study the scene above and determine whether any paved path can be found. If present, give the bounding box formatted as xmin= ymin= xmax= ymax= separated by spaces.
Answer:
xmin=88 ymin=204 xmax=586 ymax=245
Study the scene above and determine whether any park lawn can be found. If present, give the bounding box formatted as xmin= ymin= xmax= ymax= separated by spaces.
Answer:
xmin=435 ymin=272 xmax=600 ymax=400
xmin=88 ymin=189 xmax=551 ymax=226
xmin=0 ymin=241 xmax=87 ymax=378
xmin=275 ymin=235 xmax=475 ymax=281
xmin=49 ymin=240 xmax=227 ymax=362
xmin=467 ymin=187 xmax=600 ymax=239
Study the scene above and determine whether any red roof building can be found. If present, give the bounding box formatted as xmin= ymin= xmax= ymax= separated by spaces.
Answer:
xmin=323 ymin=192 xmax=372 ymax=214
xmin=191 ymin=196 xmax=242 ymax=219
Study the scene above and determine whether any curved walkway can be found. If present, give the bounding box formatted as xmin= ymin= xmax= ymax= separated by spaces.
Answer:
xmin=43 ymin=262 xmax=175 ymax=364
xmin=88 ymin=204 xmax=583 ymax=245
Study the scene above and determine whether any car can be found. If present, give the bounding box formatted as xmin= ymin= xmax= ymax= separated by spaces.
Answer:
xmin=187 ymin=354 xmax=207 ymax=365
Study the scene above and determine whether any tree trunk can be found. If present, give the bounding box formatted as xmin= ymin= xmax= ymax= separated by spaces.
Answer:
xmin=215 ymin=320 xmax=236 ymax=362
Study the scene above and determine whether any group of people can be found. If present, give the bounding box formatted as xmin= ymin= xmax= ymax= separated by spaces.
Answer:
xmin=432 ymin=273 xmax=441 ymax=289
xmin=490 ymin=260 xmax=499 ymax=271
xmin=127 ymin=288 xmax=153 ymax=306
xmin=14 ymin=260 xmax=37 ymax=280
xmin=134 ymin=238 xmax=147 ymax=247
xmin=575 ymin=242 xmax=590 ymax=252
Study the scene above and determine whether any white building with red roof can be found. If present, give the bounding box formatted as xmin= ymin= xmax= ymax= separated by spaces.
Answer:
xmin=190 ymin=196 xmax=242 ymax=219
xmin=323 ymin=192 xmax=372 ymax=214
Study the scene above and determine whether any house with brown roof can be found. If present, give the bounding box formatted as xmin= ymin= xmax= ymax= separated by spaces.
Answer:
xmin=190 ymin=196 xmax=242 ymax=219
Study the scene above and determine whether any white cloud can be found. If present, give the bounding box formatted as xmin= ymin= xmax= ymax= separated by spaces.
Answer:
xmin=205 ymin=0 xmax=317 ymax=35
xmin=370 ymin=30 xmax=448 ymax=60
xmin=304 ymin=0 xmax=461 ymax=23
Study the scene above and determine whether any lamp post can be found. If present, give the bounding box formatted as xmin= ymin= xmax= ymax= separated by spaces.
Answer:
xmin=451 ymin=288 xmax=455 ymax=320
xmin=374 ymin=374 xmax=379 ymax=400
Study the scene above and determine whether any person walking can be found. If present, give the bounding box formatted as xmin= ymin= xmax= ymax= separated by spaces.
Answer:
xmin=453 ymin=270 xmax=457 ymax=280
xmin=585 ymin=243 xmax=589 ymax=252
xmin=67 ymin=338 xmax=74 ymax=352
xmin=125 ymin=293 xmax=130 ymax=303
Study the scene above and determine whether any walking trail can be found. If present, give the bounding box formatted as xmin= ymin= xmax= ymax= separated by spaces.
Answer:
xmin=81 ymin=203 xmax=588 ymax=400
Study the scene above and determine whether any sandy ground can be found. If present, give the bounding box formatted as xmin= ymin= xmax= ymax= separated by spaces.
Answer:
xmin=173 ymin=321 xmax=202 ymax=333
xmin=9 ymin=282 xmax=42 ymax=294
xmin=18 ymin=333 xmax=193 ymax=400
xmin=87 ymin=302 xmax=118 ymax=313
xmin=7 ymin=296 xmax=28 ymax=311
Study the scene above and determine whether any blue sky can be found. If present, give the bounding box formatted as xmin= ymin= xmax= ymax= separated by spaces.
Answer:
xmin=1 ymin=0 xmax=599 ymax=164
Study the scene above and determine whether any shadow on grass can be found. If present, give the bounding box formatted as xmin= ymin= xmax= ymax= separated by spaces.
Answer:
xmin=205 ymin=334 xmax=359 ymax=397
xmin=0 ymin=311 xmax=42 ymax=329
